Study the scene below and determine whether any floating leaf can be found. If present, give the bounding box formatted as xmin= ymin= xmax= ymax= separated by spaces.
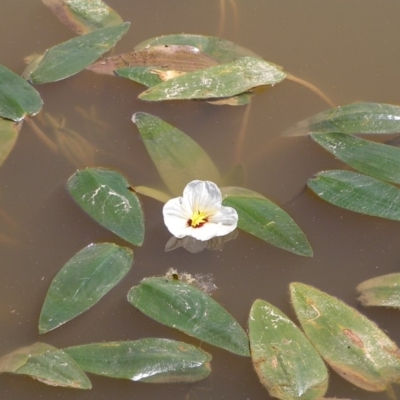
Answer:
xmin=39 ymin=243 xmax=133 ymax=333
xmin=135 ymin=34 xmax=262 ymax=64
xmin=249 ymin=299 xmax=328 ymax=400
xmin=127 ymin=277 xmax=250 ymax=356
xmin=0 ymin=342 xmax=91 ymax=389
xmin=133 ymin=185 xmax=172 ymax=203
xmin=221 ymin=187 xmax=312 ymax=256
xmin=311 ymin=132 xmax=400 ymax=185
xmin=132 ymin=112 xmax=220 ymax=196
xmin=283 ymin=103 xmax=400 ymax=137
xmin=0 ymin=118 xmax=22 ymax=167
xmin=290 ymin=282 xmax=400 ymax=392
xmin=67 ymin=168 xmax=144 ymax=245
xmin=139 ymin=57 xmax=286 ymax=101
xmin=42 ymin=0 xmax=123 ymax=34
xmin=90 ymin=44 xmax=218 ymax=75
xmin=308 ymin=170 xmax=400 ymax=221
xmin=0 ymin=64 xmax=42 ymax=121
xmin=116 ymin=66 xmax=164 ymax=87
xmin=26 ymin=22 xmax=130 ymax=84
xmin=65 ymin=339 xmax=211 ymax=383
xmin=357 ymin=273 xmax=400 ymax=308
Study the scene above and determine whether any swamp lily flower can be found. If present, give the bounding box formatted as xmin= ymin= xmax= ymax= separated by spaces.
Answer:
xmin=163 ymin=180 xmax=238 ymax=241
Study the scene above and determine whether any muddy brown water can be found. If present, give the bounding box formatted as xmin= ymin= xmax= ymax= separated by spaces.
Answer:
xmin=1 ymin=1 xmax=400 ymax=399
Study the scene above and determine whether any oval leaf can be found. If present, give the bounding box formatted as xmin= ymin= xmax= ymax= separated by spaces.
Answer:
xmin=127 ymin=277 xmax=250 ymax=356
xmin=39 ymin=243 xmax=133 ymax=333
xmin=42 ymin=0 xmax=123 ymax=34
xmin=283 ymin=103 xmax=400 ymax=137
xmin=290 ymin=282 xmax=400 ymax=392
xmin=67 ymin=168 xmax=145 ymax=245
xmin=132 ymin=112 xmax=221 ymax=196
xmin=221 ymin=187 xmax=312 ymax=256
xmin=0 ymin=118 xmax=21 ymax=167
xmin=0 ymin=64 xmax=42 ymax=121
xmin=65 ymin=339 xmax=211 ymax=383
xmin=357 ymin=273 xmax=400 ymax=308
xmin=308 ymin=170 xmax=400 ymax=221
xmin=26 ymin=22 xmax=130 ymax=83
xmin=0 ymin=342 xmax=91 ymax=389
xmin=249 ymin=299 xmax=328 ymax=400
xmin=311 ymin=132 xmax=400 ymax=185
xmin=139 ymin=57 xmax=286 ymax=101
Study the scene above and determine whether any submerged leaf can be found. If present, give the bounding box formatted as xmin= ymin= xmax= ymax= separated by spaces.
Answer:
xmin=39 ymin=243 xmax=133 ymax=333
xmin=90 ymin=44 xmax=218 ymax=75
xmin=290 ymin=282 xmax=400 ymax=392
xmin=42 ymin=0 xmax=123 ymax=34
xmin=67 ymin=168 xmax=145 ymax=245
xmin=0 ymin=64 xmax=42 ymax=121
xmin=127 ymin=277 xmax=250 ymax=356
xmin=65 ymin=339 xmax=211 ymax=383
xmin=311 ymin=132 xmax=400 ymax=185
xmin=0 ymin=342 xmax=91 ymax=389
xmin=283 ymin=103 xmax=400 ymax=137
xmin=221 ymin=187 xmax=312 ymax=257
xmin=308 ymin=170 xmax=400 ymax=221
xmin=357 ymin=273 xmax=400 ymax=308
xmin=26 ymin=22 xmax=130 ymax=83
xmin=0 ymin=118 xmax=22 ymax=167
xmin=132 ymin=112 xmax=220 ymax=196
xmin=139 ymin=57 xmax=286 ymax=101
xmin=249 ymin=299 xmax=328 ymax=400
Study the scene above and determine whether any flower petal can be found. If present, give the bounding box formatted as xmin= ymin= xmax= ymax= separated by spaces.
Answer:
xmin=183 ymin=180 xmax=222 ymax=214
xmin=163 ymin=197 xmax=190 ymax=238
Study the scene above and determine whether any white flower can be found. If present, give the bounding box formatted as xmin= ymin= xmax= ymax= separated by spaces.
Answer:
xmin=163 ymin=180 xmax=238 ymax=241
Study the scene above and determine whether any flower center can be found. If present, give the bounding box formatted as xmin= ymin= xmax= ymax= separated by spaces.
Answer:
xmin=188 ymin=210 xmax=208 ymax=228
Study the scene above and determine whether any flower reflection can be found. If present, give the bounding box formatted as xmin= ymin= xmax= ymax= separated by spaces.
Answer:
xmin=162 ymin=180 xmax=238 ymax=241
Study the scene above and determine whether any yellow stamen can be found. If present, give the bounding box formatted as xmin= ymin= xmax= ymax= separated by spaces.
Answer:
xmin=188 ymin=210 xmax=208 ymax=228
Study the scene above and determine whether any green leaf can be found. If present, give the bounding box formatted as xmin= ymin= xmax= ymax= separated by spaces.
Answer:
xmin=67 ymin=168 xmax=145 ymax=245
xmin=116 ymin=66 xmax=163 ymax=87
xmin=221 ymin=187 xmax=312 ymax=257
xmin=42 ymin=0 xmax=124 ymax=34
xmin=134 ymin=34 xmax=262 ymax=64
xmin=26 ymin=22 xmax=130 ymax=84
xmin=0 ymin=64 xmax=43 ymax=121
xmin=64 ymin=339 xmax=211 ymax=383
xmin=0 ymin=342 xmax=91 ymax=389
xmin=39 ymin=243 xmax=133 ymax=333
xmin=357 ymin=273 xmax=400 ymax=308
xmin=311 ymin=132 xmax=400 ymax=185
xmin=283 ymin=102 xmax=400 ymax=136
xmin=0 ymin=118 xmax=21 ymax=167
xmin=290 ymin=282 xmax=400 ymax=392
xmin=127 ymin=277 xmax=250 ymax=357
xmin=308 ymin=170 xmax=400 ymax=221
xmin=132 ymin=112 xmax=221 ymax=196
xmin=133 ymin=185 xmax=172 ymax=203
xmin=249 ymin=299 xmax=328 ymax=400
xmin=139 ymin=57 xmax=286 ymax=101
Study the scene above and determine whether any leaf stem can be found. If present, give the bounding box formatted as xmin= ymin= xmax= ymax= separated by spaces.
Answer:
xmin=25 ymin=117 xmax=59 ymax=153
xmin=234 ymin=102 xmax=252 ymax=164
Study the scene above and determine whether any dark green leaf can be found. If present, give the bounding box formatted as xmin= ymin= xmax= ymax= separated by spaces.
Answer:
xmin=139 ymin=57 xmax=286 ymax=101
xmin=222 ymin=187 xmax=312 ymax=256
xmin=0 ymin=342 xmax=91 ymax=389
xmin=127 ymin=277 xmax=250 ymax=356
xmin=42 ymin=0 xmax=123 ymax=34
xmin=357 ymin=273 xmax=400 ymax=308
xmin=26 ymin=22 xmax=130 ymax=83
xmin=308 ymin=170 xmax=400 ymax=221
xmin=249 ymin=299 xmax=328 ymax=400
xmin=0 ymin=118 xmax=21 ymax=167
xmin=39 ymin=243 xmax=133 ymax=333
xmin=0 ymin=64 xmax=42 ymax=121
xmin=132 ymin=112 xmax=220 ymax=196
xmin=283 ymin=103 xmax=400 ymax=137
xmin=65 ymin=339 xmax=211 ymax=383
xmin=116 ymin=66 xmax=164 ymax=87
xmin=67 ymin=168 xmax=145 ymax=245
xmin=290 ymin=282 xmax=400 ymax=392
xmin=311 ymin=132 xmax=400 ymax=184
